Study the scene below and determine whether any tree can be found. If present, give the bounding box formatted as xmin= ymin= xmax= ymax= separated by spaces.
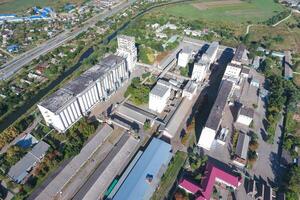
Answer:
xmin=287 ymin=166 xmax=300 ymax=194
xmin=143 ymin=119 xmax=151 ymax=131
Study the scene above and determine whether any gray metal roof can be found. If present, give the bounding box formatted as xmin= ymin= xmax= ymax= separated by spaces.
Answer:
xmin=150 ymin=82 xmax=170 ymax=97
xmin=233 ymin=44 xmax=246 ymax=62
xmin=205 ymin=80 xmax=233 ymax=130
xmin=39 ymin=54 xmax=126 ymax=113
xmin=8 ymin=141 xmax=50 ymax=183
xmin=235 ymin=133 xmax=250 ymax=159
xmin=240 ymin=107 xmax=254 ymax=118
xmin=205 ymin=41 xmax=219 ymax=59
xmin=31 ymin=141 xmax=50 ymax=158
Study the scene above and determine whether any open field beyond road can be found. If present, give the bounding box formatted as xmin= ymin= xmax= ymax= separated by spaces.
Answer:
xmin=160 ymin=0 xmax=285 ymax=23
xmin=0 ymin=0 xmax=85 ymax=13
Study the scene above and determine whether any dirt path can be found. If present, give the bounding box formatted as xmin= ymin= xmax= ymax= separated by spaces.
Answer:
xmin=192 ymin=0 xmax=242 ymax=10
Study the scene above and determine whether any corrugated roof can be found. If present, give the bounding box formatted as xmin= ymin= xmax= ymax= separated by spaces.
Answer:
xmin=112 ymin=138 xmax=172 ymax=200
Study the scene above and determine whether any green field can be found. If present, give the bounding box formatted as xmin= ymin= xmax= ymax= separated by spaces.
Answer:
xmin=160 ymin=0 xmax=285 ymax=23
xmin=0 ymin=0 xmax=85 ymax=13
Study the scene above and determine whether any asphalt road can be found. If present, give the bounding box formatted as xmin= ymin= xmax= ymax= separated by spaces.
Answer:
xmin=0 ymin=0 xmax=136 ymax=80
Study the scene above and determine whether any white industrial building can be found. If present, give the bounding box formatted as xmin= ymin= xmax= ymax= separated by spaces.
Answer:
xmin=231 ymin=44 xmax=248 ymax=66
xmin=197 ymin=80 xmax=233 ymax=150
xmin=38 ymin=35 xmax=136 ymax=132
xmin=116 ymin=35 xmax=137 ymax=72
xmin=192 ymin=41 xmax=219 ymax=82
xmin=182 ymin=80 xmax=197 ymax=100
xmin=236 ymin=106 xmax=254 ymax=126
xmin=38 ymin=55 xmax=129 ymax=132
xmin=149 ymin=80 xmax=171 ymax=113
xmin=223 ymin=63 xmax=242 ymax=83
xmin=177 ymin=47 xmax=191 ymax=67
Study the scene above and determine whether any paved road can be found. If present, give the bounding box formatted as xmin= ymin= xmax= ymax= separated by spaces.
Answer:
xmin=0 ymin=0 xmax=136 ymax=80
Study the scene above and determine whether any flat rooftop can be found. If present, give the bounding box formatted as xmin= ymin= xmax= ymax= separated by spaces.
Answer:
xmin=232 ymin=44 xmax=246 ymax=62
xmin=205 ymin=41 xmax=219 ymax=59
xmin=235 ymin=133 xmax=250 ymax=159
xmin=150 ymin=82 xmax=170 ymax=97
xmin=39 ymin=54 xmax=125 ymax=113
xmin=205 ymin=80 xmax=233 ymax=131
xmin=240 ymin=106 xmax=254 ymax=118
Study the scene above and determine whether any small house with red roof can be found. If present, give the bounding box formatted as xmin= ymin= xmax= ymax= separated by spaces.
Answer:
xmin=178 ymin=179 xmax=201 ymax=194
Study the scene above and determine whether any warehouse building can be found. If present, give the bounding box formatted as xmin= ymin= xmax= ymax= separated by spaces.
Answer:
xmin=197 ymin=80 xmax=233 ymax=150
xmin=112 ymin=138 xmax=173 ymax=200
xmin=192 ymin=41 xmax=219 ymax=82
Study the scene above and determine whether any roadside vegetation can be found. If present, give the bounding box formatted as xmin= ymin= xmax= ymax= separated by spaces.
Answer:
xmin=151 ymin=151 xmax=188 ymax=200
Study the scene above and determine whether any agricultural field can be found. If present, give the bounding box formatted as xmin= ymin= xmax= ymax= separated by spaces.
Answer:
xmin=159 ymin=0 xmax=285 ymax=24
xmin=0 ymin=0 xmax=85 ymax=13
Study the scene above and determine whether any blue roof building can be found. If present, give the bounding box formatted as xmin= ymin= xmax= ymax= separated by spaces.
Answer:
xmin=7 ymin=44 xmax=19 ymax=53
xmin=112 ymin=138 xmax=173 ymax=200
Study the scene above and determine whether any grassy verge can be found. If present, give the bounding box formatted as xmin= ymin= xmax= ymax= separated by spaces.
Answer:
xmin=151 ymin=151 xmax=187 ymax=200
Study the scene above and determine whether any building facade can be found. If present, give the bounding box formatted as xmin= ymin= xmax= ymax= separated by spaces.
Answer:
xmin=116 ymin=35 xmax=137 ymax=72
xmin=192 ymin=41 xmax=219 ymax=82
xmin=38 ymin=54 xmax=129 ymax=132
xmin=149 ymin=81 xmax=171 ymax=113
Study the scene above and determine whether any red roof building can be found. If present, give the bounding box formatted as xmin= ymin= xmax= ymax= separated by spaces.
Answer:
xmin=178 ymin=179 xmax=201 ymax=194
xmin=197 ymin=162 xmax=242 ymax=200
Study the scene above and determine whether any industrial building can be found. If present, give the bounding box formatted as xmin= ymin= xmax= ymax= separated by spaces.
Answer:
xmin=233 ymin=132 xmax=250 ymax=167
xmin=223 ymin=63 xmax=242 ymax=83
xmin=191 ymin=41 xmax=219 ymax=82
xmin=38 ymin=35 xmax=136 ymax=132
xmin=149 ymin=80 xmax=171 ymax=113
xmin=8 ymin=141 xmax=50 ymax=183
xmin=112 ymin=138 xmax=173 ymax=200
xmin=197 ymin=80 xmax=233 ymax=150
xmin=116 ymin=35 xmax=137 ymax=72
xmin=177 ymin=47 xmax=192 ymax=67
xmin=236 ymin=106 xmax=254 ymax=126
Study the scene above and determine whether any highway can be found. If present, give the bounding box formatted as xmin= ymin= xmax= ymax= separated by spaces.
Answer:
xmin=0 ymin=0 xmax=136 ymax=81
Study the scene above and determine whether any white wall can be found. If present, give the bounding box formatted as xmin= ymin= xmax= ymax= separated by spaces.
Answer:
xmin=224 ymin=64 xmax=241 ymax=80
xmin=236 ymin=115 xmax=252 ymax=126
xmin=197 ymin=127 xmax=216 ymax=150
xmin=149 ymin=88 xmax=171 ymax=113
xmin=178 ymin=52 xmax=190 ymax=67
xmin=191 ymin=63 xmax=207 ymax=82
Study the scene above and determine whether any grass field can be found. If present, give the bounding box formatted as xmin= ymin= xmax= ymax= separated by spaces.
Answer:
xmin=0 ymin=0 xmax=85 ymax=13
xmin=160 ymin=0 xmax=285 ymax=23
